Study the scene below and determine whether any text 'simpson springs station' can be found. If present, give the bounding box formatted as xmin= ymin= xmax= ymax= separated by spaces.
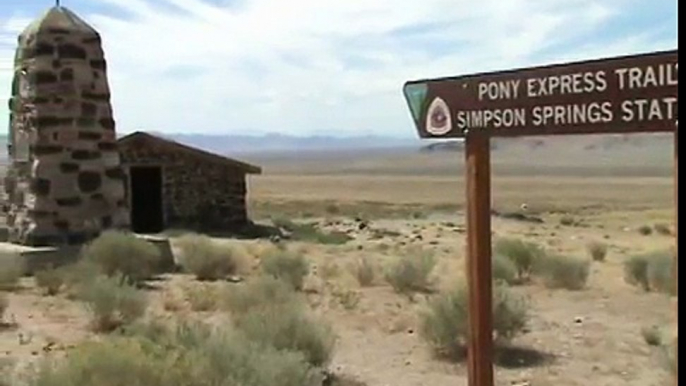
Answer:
xmin=405 ymin=50 xmax=677 ymax=138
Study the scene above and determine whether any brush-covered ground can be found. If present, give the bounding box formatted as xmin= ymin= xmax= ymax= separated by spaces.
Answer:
xmin=0 ymin=135 xmax=678 ymax=386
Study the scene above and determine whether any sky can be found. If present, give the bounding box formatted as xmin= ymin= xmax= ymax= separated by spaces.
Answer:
xmin=0 ymin=0 xmax=678 ymax=138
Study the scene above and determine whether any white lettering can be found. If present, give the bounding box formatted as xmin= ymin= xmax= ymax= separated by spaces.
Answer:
xmin=456 ymin=108 xmax=526 ymax=129
xmin=620 ymin=98 xmax=676 ymax=122
xmin=615 ymin=63 xmax=678 ymax=90
xmin=615 ymin=68 xmax=629 ymax=90
xmin=477 ymin=80 xmax=521 ymax=101
xmin=532 ymin=102 xmax=614 ymax=126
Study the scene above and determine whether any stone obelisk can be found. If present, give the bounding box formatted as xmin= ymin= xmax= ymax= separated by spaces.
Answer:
xmin=4 ymin=6 xmax=129 ymax=246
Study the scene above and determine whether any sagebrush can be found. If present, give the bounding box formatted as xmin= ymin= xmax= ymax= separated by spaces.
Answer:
xmin=233 ymin=304 xmax=336 ymax=367
xmin=641 ymin=325 xmax=662 ymax=346
xmin=185 ymin=285 xmax=219 ymax=312
xmin=27 ymin=322 xmax=319 ymax=386
xmin=34 ymin=268 xmax=65 ymax=296
xmin=586 ymin=241 xmax=608 ymax=262
xmin=0 ymin=293 xmax=7 ymax=322
xmin=493 ymin=238 xmax=544 ymax=281
xmin=538 ymin=254 xmax=591 ymax=290
xmin=420 ymin=283 xmax=529 ymax=360
xmin=225 ymin=275 xmax=301 ymax=317
xmin=624 ymin=250 xmax=676 ymax=294
xmin=176 ymin=234 xmax=237 ymax=281
xmin=0 ymin=253 xmax=24 ymax=291
xmin=492 ymin=254 xmax=518 ymax=285
xmin=351 ymin=257 xmax=376 ymax=287
xmin=385 ymin=250 xmax=436 ymax=294
xmin=261 ymin=249 xmax=310 ymax=290
xmin=80 ymin=275 xmax=148 ymax=332
xmin=81 ymin=231 xmax=161 ymax=285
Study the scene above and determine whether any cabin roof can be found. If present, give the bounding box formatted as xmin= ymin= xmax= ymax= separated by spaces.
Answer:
xmin=117 ymin=131 xmax=262 ymax=175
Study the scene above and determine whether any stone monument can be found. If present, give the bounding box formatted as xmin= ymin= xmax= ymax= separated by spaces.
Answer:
xmin=3 ymin=6 xmax=129 ymax=246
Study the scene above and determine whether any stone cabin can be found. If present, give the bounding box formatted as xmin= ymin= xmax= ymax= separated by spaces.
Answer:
xmin=117 ymin=132 xmax=262 ymax=234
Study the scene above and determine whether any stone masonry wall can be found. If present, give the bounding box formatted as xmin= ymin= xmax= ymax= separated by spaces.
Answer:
xmin=4 ymin=8 xmax=129 ymax=246
xmin=119 ymin=140 xmax=249 ymax=232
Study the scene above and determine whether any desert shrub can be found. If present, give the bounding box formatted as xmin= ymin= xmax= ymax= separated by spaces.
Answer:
xmin=318 ymin=260 xmax=340 ymax=281
xmin=234 ymin=304 xmax=336 ymax=367
xmin=559 ymin=216 xmax=575 ymax=226
xmin=80 ymin=275 xmax=147 ymax=332
xmin=325 ymin=203 xmax=341 ymax=215
xmin=34 ymin=267 xmax=65 ymax=296
xmin=641 ymin=325 xmax=663 ymax=346
xmin=351 ymin=257 xmax=376 ymax=287
xmin=646 ymin=251 xmax=676 ymax=295
xmin=28 ymin=338 xmax=178 ymax=386
xmin=0 ymin=293 xmax=7 ymax=321
xmin=261 ymin=249 xmax=310 ymax=290
xmin=624 ymin=253 xmax=651 ymax=291
xmin=0 ymin=253 xmax=24 ymax=291
xmin=81 ymin=231 xmax=161 ymax=285
xmin=638 ymin=225 xmax=653 ymax=236
xmin=332 ymin=286 xmax=361 ymax=310
xmin=493 ymin=238 xmax=544 ymax=281
xmin=538 ymin=254 xmax=591 ymax=290
xmin=586 ymin=241 xmax=608 ymax=262
xmin=225 ymin=275 xmax=301 ymax=317
xmin=176 ymin=234 xmax=237 ymax=281
xmin=60 ymin=260 xmax=101 ymax=299
xmin=664 ymin=336 xmax=678 ymax=376
xmin=492 ymin=254 xmax=517 ymax=285
xmin=654 ymin=223 xmax=673 ymax=236
xmin=420 ymin=283 xmax=529 ymax=360
xmin=624 ymin=250 xmax=676 ymax=294
xmin=28 ymin=326 xmax=318 ymax=386
xmin=185 ymin=285 xmax=219 ymax=312
xmin=385 ymin=250 xmax=436 ymax=294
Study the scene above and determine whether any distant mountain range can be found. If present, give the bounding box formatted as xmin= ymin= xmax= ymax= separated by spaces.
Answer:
xmin=0 ymin=131 xmax=673 ymax=160
xmin=141 ymin=132 xmax=421 ymax=155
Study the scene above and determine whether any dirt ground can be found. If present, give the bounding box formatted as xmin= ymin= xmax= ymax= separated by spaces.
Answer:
xmin=0 ymin=138 xmax=679 ymax=386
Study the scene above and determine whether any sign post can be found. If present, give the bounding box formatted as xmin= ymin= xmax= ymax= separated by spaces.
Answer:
xmin=464 ymin=129 xmax=494 ymax=386
xmin=403 ymin=49 xmax=678 ymax=386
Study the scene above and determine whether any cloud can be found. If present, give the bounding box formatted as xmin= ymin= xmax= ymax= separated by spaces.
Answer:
xmin=0 ymin=0 xmax=678 ymax=137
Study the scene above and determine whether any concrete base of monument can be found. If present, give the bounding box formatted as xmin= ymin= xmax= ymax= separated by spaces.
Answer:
xmin=0 ymin=232 xmax=177 ymax=275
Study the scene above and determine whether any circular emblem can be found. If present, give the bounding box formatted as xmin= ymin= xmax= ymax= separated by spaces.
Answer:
xmin=425 ymin=97 xmax=452 ymax=136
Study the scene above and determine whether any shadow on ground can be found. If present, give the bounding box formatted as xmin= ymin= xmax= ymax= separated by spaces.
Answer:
xmin=494 ymin=345 xmax=556 ymax=369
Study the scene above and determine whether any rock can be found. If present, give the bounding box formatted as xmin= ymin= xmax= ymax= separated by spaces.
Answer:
xmin=574 ymin=317 xmax=584 ymax=324
xmin=225 ymin=275 xmax=243 ymax=283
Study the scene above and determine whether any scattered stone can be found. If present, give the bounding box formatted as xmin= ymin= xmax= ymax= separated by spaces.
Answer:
xmin=225 ymin=275 xmax=242 ymax=283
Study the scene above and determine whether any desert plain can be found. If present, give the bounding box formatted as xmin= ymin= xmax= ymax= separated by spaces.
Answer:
xmin=0 ymin=133 xmax=678 ymax=386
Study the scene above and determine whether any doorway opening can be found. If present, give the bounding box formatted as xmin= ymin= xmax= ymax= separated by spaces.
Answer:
xmin=129 ymin=166 xmax=164 ymax=234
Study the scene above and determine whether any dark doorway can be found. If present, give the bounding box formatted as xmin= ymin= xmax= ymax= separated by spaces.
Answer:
xmin=129 ymin=166 xmax=163 ymax=233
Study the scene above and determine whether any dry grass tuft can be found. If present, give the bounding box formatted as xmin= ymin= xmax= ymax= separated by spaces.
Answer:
xmin=81 ymin=231 xmax=161 ymax=285
xmin=384 ymin=249 xmax=436 ymax=295
xmin=586 ymin=241 xmax=608 ymax=262
xmin=185 ymin=285 xmax=220 ymax=312
xmin=80 ymin=275 xmax=147 ymax=333
xmin=175 ymin=234 xmax=238 ymax=281
xmin=350 ymin=257 xmax=376 ymax=287
xmin=260 ymin=249 xmax=310 ymax=291
xmin=0 ymin=254 xmax=24 ymax=291
xmin=420 ymin=283 xmax=529 ymax=361
xmin=538 ymin=254 xmax=591 ymax=290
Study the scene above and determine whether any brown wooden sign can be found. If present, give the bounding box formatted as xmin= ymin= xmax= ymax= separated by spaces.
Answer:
xmin=404 ymin=50 xmax=678 ymax=138
xmin=404 ymin=48 xmax=679 ymax=386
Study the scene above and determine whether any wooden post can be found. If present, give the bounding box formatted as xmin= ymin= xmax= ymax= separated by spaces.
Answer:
xmin=465 ymin=130 xmax=494 ymax=386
